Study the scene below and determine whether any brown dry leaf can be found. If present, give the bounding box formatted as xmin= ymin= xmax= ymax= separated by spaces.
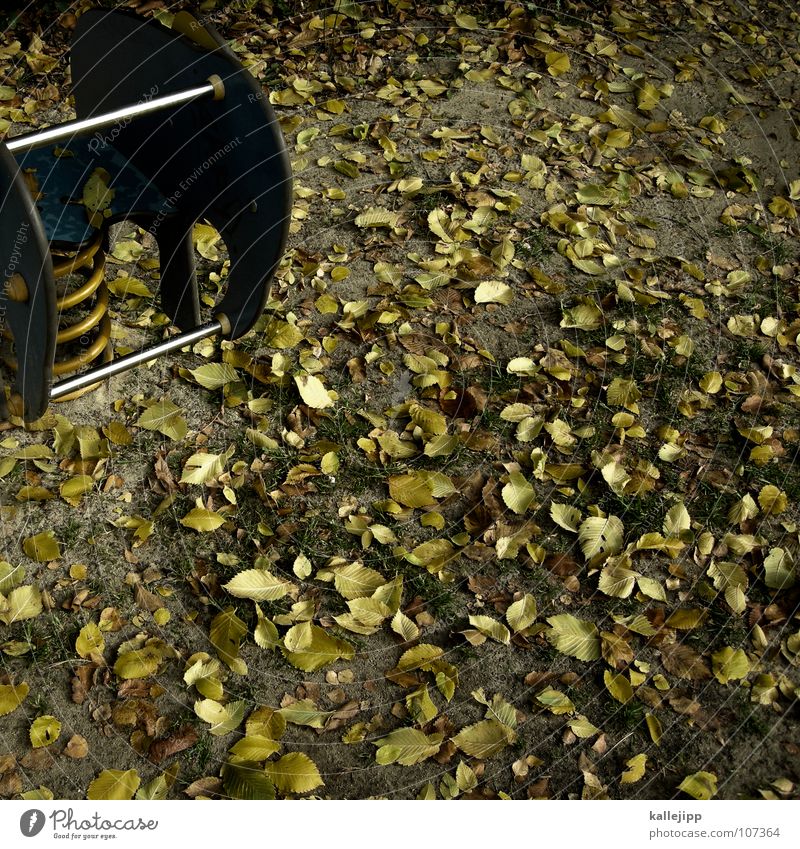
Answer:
xmin=64 ymin=735 xmax=89 ymax=759
xmin=660 ymin=643 xmax=711 ymax=681
xmin=149 ymin=725 xmax=199 ymax=763
xmin=134 ymin=583 xmax=164 ymax=613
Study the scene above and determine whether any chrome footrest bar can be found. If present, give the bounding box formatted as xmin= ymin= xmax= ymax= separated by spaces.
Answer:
xmin=49 ymin=320 xmax=221 ymax=400
xmin=5 ymin=80 xmax=220 ymax=154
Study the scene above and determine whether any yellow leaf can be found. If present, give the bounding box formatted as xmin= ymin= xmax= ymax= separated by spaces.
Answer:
xmin=600 ymin=459 xmax=631 ymax=497
xmin=621 ymin=753 xmax=647 ymax=784
xmin=536 ymin=688 xmax=575 ymax=715
xmin=474 ymin=280 xmax=513 ymax=304
xmin=266 ymin=319 xmax=304 ymax=348
xmin=113 ymin=646 xmax=163 ymax=679
xmin=550 ymin=502 xmax=581 ymax=532
xmin=347 ymin=596 xmax=391 ymax=628
xmin=546 ymin=614 xmax=600 ymax=661
xmin=184 ymin=657 xmax=224 ymax=701
xmin=663 ymin=502 xmax=691 ymax=536
xmin=604 ymin=670 xmax=634 ymax=703
xmin=453 ymin=719 xmax=516 ymax=758
xmin=0 ymin=585 xmax=42 ymax=624
xmin=434 ymin=661 xmax=458 ymax=701
xmin=22 ymin=532 xmax=60 ymax=562
xmin=637 ymin=576 xmax=666 ymax=602
xmin=391 ymin=610 xmax=420 ymax=641
xmin=82 ymin=167 xmax=115 ymax=226
xmin=409 ymin=402 xmax=447 ymax=436
xmin=605 ymin=129 xmax=631 ymax=148
xmin=107 ymin=277 xmax=152 ymax=298
xmin=468 ymin=615 xmax=510 ymax=644
xmin=87 ymin=769 xmax=140 ymax=801
xmin=112 ymin=239 xmax=144 ymax=262
xmin=60 ymin=475 xmax=94 ymax=505
xmin=180 ymin=452 xmax=226 ymax=485
xmin=768 ymin=196 xmax=796 ymax=219
xmin=636 ymin=79 xmax=664 ymax=112
xmin=136 ymin=398 xmax=187 ymax=440
xmin=194 ymin=699 xmax=247 ymax=735
xmin=221 ymin=761 xmax=275 ymax=800
xmin=293 ymin=553 xmax=313 ymax=580
xmin=210 ymin=608 xmax=248 ymax=671
xmin=708 ymin=561 xmax=748 ymax=614
xmin=699 ymin=371 xmax=723 ymax=393
xmin=193 ymin=222 xmax=222 ymax=260
xmin=374 ymin=728 xmax=443 ymax=765
xmin=0 ymin=681 xmax=29 ymax=716
xmin=606 ymin=377 xmax=641 ymax=411
xmin=665 ymin=608 xmax=707 ymax=630
xmin=545 ymin=418 xmax=576 ymax=450
xmin=546 ymin=51 xmax=571 ymax=76
xmin=506 ymin=594 xmax=537 ymax=632
xmin=569 ymin=715 xmax=600 ymax=738
xmin=397 ymin=644 xmax=444 ymax=672
xmin=75 ymin=621 xmax=105 ymax=660
xmin=320 ymin=452 xmax=339 ymax=475
xmin=180 ymin=507 xmax=225 ymax=533
xmin=388 ymin=473 xmax=436 ymax=507
xmin=758 ymin=484 xmax=787 ymax=515
xmin=30 ymin=715 xmax=61 ymax=748
xmin=245 ymin=707 xmax=286 ymax=740
xmin=646 ymin=713 xmax=662 ymax=746
xmin=278 ymin=699 xmax=331 ymax=729
xmin=21 ymin=786 xmax=54 ymax=800
xmin=428 ymin=208 xmax=454 ymax=242
xmin=712 ymin=647 xmax=750 ymax=684
xmin=223 ymin=569 xmax=293 ymax=601
xmin=456 ymin=761 xmax=478 ymax=792
xmin=406 ymin=685 xmax=438 ymax=725
xmin=764 ymin=547 xmax=795 ymax=589
xmin=354 ymin=207 xmax=399 ymax=229
xmin=502 ymin=471 xmax=535 ymax=514
xmin=254 ymin=609 xmax=281 ymax=651
xmin=397 ymin=177 xmax=423 ymax=194
xmin=294 ymin=373 xmax=334 ymax=409
xmin=406 ymin=538 xmax=457 ymax=573
xmin=578 ymin=515 xmax=624 ymax=563
xmin=332 ymin=562 xmax=386 ymax=599
xmin=0 ymin=561 xmax=24 ymax=594
xmin=136 ymin=765 xmax=178 ymax=800
xmin=228 ymin=735 xmax=281 ymax=761
xmin=598 ymin=563 xmax=638 ymax=598
xmin=281 ymin=623 xmax=354 ymax=672
xmin=454 ymin=12 xmax=479 ymax=29
xmin=679 ymin=771 xmax=717 ymax=800
xmin=265 ymin=752 xmax=324 ymax=795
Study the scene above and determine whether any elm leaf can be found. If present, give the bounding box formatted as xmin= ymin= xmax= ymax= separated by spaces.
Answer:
xmin=265 ymin=752 xmax=324 ymax=795
xmin=546 ymin=614 xmax=600 ymax=661
xmin=87 ymin=769 xmax=140 ymax=801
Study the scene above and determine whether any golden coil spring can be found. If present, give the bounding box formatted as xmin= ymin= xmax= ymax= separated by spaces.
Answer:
xmin=5 ymin=231 xmax=113 ymax=402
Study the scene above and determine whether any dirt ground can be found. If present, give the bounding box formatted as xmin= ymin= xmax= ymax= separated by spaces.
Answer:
xmin=0 ymin=0 xmax=799 ymax=801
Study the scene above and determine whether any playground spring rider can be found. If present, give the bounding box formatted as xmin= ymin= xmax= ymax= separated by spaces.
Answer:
xmin=0 ymin=8 xmax=292 ymax=422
